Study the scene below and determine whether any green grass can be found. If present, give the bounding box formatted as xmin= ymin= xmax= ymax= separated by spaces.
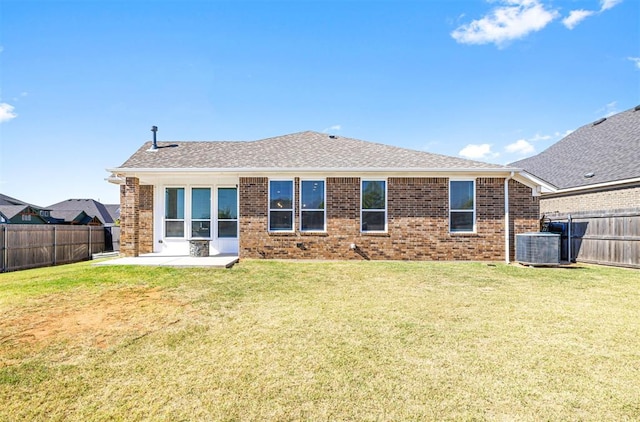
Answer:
xmin=1 ymin=260 xmax=639 ymax=421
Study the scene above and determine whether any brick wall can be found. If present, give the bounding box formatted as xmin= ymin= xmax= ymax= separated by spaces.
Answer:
xmin=120 ymin=178 xmax=154 ymax=256
xmin=139 ymin=185 xmax=154 ymax=254
xmin=120 ymin=177 xmax=139 ymax=257
xmin=239 ymin=176 xmax=539 ymax=261
xmin=540 ymin=184 xmax=640 ymax=217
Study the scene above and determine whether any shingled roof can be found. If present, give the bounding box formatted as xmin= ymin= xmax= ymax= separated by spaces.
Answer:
xmin=115 ymin=131 xmax=508 ymax=171
xmin=511 ymin=106 xmax=640 ymax=190
xmin=46 ymin=199 xmax=114 ymax=225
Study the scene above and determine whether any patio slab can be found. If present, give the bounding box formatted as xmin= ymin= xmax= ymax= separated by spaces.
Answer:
xmin=94 ymin=253 xmax=239 ymax=268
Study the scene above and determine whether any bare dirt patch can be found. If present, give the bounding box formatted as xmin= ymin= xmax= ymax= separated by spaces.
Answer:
xmin=0 ymin=286 xmax=187 ymax=350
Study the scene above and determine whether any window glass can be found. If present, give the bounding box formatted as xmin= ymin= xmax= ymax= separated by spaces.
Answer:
xmin=165 ymin=188 xmax=185 ymax=237
xmin=361 ymin=180 xmax=386 ymax=232
xmin=269 ymin=180 xmax=293 ymax=231
xmin=270 ymin=181 xmax=293 ymax=210
xmin=362 ymin=180 xmax=385 ymax=210
xmin=301 ymin=181 xmax=324 ymax=209
xmin=450 ymin=181 xmax=474 ymax=210
xmin=192 ymin=188 xmax=211 ymax=219
xmin=218 ymin=188 xmax=238 ymax=219
xmin=450 ymin=180 xmax=475 ymax=232
xmin=165 ymin=188 xmax=184 ymax=219
xmin=218 ymin=188 xmax=238 ymax=238
xmin=301 ymin=180 xmax=325 ymax=231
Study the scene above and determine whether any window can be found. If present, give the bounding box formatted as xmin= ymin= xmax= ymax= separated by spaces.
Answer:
xmin=218 ymin=187 xmax=238 ymax=238
xmin=165 ymin=188 xmax=185 ymax=237
xmin=450 ymin=180 xmax=475 ymax=232
xmin=22 ymin=214 xmax=31 ymax=222
xmin=269 ymin=180 xmax=294 ymax=231
xmin=361 ymin=180 xmax=386 ymax=232
xmin=191 ymin=188 xmax=211 ymax=238
xmin=300 ymin=180 xmax=325 ymax=231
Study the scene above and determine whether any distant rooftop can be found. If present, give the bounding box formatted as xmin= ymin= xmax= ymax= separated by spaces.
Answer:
xmin=511 ymin=105 xmax=640 ymax=190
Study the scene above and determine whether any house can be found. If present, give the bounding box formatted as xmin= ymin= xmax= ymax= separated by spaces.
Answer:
xmin=0 ymin=193 xmax=51 ymax=223
xmin=46 ymin=199 xmax=115 ymax=226
xmin=511 ymin=105 xmax=640 ymax=267
xmin=0 ymin=205 xmax=48 ymax=224
xmin=108 ymin=130 xmax=543 ymax=262
xmin=48 ymin=210 xmax=103 ymax=226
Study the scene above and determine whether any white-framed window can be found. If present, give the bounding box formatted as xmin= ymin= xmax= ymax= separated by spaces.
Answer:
xmin=449 ymin=180 xmax=475 ymax=233
xmin=269 ymin=180 xmax=294 ymax=232
xmin=165 ymin=187 xmax=185 ymax=237
xmin=191 ymin=187 xmax=211 ymax=238
xmin=361 ymin=179 xmax=386 ymax=232
xmin=300 ymin=179 xmax=325 ymax=232
xmin=217 ymin=187 xmax=238 ymax=238
xmin=22 ymin=214 xmax=31 ymax=222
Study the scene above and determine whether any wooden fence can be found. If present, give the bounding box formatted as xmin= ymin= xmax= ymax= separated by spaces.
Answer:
xmin=546 ymin=209 xmax=640 ymax=269
xmin=0 ymin=225 xmax=105 ymax=272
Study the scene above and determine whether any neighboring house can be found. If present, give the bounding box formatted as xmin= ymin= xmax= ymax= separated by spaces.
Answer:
xmin=104 ymin=204 xmax=120 ymax=224
xmin=0 ymin=193 xmax=52 ymax=221
xmin=511 ymin=105 xmax=640 ymax=268
xmin=108 ymin=131 xmax=542 ymax=262
xmin=0 ymin=205 xmax=48 ymax=224
xmin=47 ymin=199 xmax=115 ymax=226
xmin=48 ymin=210 xmax=103 ymax=226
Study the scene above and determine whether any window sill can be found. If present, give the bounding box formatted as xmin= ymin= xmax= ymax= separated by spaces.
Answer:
xmin=300 ymin=231 xmax=329 ymax=237
xmin=449 ymin=232 xmax=479 ymax=237
xmin=361 ymin=232 xmax=390 ymax=237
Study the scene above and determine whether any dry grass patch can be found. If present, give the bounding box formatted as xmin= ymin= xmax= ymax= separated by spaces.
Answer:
xmin=0 ymin=260 xmax=639 ymax=421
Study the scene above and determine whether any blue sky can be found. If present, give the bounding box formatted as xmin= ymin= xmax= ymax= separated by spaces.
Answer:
xmin=1 ymin=0 xmax=638 ymax=206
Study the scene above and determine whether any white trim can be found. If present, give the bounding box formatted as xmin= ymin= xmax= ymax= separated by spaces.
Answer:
xmin=504 ymin=172 xmax=513 ymax=264
xmin=107 ymin=167 xmax=523 ymax=176
xmin=299 ymin=178 xmax=326 ymax=233
xmin=449 ymin=178 xmax=476 ymax=234
xmin=360 ymin=178 xmax=388 ymax=233
xmin=268 ymin=179 xmax=295 ymax=233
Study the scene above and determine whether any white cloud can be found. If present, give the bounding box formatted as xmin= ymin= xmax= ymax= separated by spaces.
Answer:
xmin=596 ymin=101 xmax=618 ymax=117
xmin=459 ymin=143 xmax=499 ymax=160
xmin=451 ymin=0 xmax=559 ymax=47
xmin=505 ymin=139 xmax=535 ymax=155
xmin=529 ymin=133 xmax=551 ymax=142
xmin=600 ymin=0 xmax=622 ymax=11
xmin=0 ymin=103 xmax=17 ymax=123
xmin=322 ymin=125 xmax=341 ymax=133
xmin=554 ymin=129 xmax=574 ymax=138
xmin=628 ymin=57 xmax=640 ymax=70
xmin=562 ymin=10 xmax=594 ymax=29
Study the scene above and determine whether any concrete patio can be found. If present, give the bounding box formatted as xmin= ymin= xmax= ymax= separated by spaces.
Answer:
xmin=93 ymin=253 xmax=239 ymax=268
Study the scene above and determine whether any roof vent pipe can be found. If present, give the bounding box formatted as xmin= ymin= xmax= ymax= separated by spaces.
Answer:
xmin=150 ymin=126 xmax=158 ymax=151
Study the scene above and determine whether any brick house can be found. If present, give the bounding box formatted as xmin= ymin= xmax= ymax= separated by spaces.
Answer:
xmin=108 ymin=131 xmax=542 ymax=262
xmin=511 ymin=105 xmax=640 ymax=267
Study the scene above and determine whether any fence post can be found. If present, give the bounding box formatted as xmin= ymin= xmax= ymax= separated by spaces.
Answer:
xmin=2 ymin=225 xmax=6 ymax=273
xmin=89 ymin=226 xmax=92 ymax=257
xmin=53 ymin=225 xmax=57 ymax=266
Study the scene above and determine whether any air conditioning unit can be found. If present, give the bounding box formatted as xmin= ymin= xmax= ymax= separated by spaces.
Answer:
xmin=516 ymin=233 xmax=560 ymax=266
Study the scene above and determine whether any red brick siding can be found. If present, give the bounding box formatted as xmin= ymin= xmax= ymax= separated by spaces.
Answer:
xmin=120 ymin=177 xmax=139 ymax=257
xmin=239 ymin=176 xmax=539 ymax=261
xmin=139 ymin=185 xmax=154 ymax=254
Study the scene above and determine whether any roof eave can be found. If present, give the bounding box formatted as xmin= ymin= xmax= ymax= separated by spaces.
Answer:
xmin=107 ymin=166 xmax=519 ymax=176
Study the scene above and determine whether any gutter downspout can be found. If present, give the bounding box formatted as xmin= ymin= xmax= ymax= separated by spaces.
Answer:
xmin=567 ymin=214 xmax=572 ymax=263
xmin=505 ymin=172 xmax=514 ymax=264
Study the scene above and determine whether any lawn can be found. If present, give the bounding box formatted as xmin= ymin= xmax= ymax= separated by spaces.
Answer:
xmin=1 ymin=260 xmax=639 ymax=421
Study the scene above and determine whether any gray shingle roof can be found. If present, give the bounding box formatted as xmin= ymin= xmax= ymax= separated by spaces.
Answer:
xmin=46 ymin=199 xmax=114 ymax=225
xmin=116 ymin=131 xmax=507 ymax=171
xmin=511 ymin=106 xmax=640 ymax=190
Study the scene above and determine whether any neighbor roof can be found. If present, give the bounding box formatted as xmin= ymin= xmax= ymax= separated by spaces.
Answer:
xmin=511 ymin=106 xmax=640 ymax=190
xmin=47 ymin=199 xmax=114 ymax=225
xmin=115 ymin=131 xmax=508 ymax=171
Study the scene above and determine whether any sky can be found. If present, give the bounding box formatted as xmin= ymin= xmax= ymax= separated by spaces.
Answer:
xmin=1 ymin=0 xmax=638 ymax=207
